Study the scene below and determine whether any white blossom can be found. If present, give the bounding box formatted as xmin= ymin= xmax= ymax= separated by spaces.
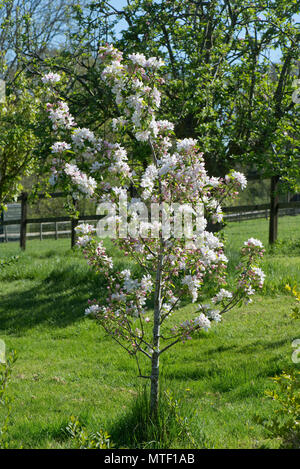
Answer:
xmin=212 ymin=289 xmax=233 ymax=304
xmin=194 ymin=313 xmax=211 ymax=331
xmin=42 ymin=73 xmax=61 ymax=84
xmin=50 ymin=141 xmax=71 ymax=153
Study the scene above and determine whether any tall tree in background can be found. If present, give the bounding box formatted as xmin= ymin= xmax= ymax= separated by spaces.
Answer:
xmin=0 ymin=1 xmax=87 ymax=206
xmin=56 ymin=0 xmax=298 ymax=243
xmin=25 ymin=1 xmax=299 ymax=178
xmin=0 ymin=75 xmax=41 ymax=208
xmin=110 ymin=0 xmax=299 ymax=177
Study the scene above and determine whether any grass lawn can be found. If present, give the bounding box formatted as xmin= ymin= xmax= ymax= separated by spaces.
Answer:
xmin=0 ymin=216 xmax=300 ymax=448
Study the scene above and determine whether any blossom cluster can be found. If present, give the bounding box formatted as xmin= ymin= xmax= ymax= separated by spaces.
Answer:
xmin=46 ymin=101 xmax=76 ymax=131
xmin=42 ymin=72 xmax=61 ymax=84
xmin=64 ymin=163 xmax=97 ymax=197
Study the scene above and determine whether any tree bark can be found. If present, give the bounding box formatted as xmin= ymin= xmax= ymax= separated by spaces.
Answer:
xmin=150 ymin=248 xmax=163 ymax=416
xmin=71 ymin=198 xmax=79 ymax=248
xmin=269 ymin=175 xmax=279 ymax=245
xmin=149 ymin=138 xmax=164 ymax=416
xmin=20 ymin=192 xmax=28 ymax=251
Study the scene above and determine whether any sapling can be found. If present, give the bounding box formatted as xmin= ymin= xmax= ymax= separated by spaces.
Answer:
xmin=41 ymin=46 xmax=265 ymax=414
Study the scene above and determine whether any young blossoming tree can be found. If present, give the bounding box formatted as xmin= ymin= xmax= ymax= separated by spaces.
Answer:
xmin=41 ymin=46 xmax=265 ymax=414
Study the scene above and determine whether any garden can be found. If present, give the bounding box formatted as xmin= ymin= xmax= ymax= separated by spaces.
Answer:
xmin=0 ymin=0 xmax=299 ymax=452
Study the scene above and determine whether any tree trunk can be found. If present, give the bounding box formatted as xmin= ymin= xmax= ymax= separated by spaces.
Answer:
xmin=150 ymin=350 xmax=160 ymax=416
xmin=149 ymin=138 xmax=164 ymax=416
xmin=20 ymin=192 xmax=28 ymax=251
xmin=71 ymin=217 xmax=78 ymax=248
xmin=150 ymin=248 xmax=163 ymax=416
xmin=269 ymin=175 xmax=279 ymax=245
xmin=71 ymin=198 xmax=79 ymax=248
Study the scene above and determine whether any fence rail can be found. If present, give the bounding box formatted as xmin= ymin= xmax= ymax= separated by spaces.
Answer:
xmin=0 ymin=214 xmax=103 ymax=249
xmin=0 ymin=214 xmax=104 ymax=226
xmin=223 ymin=201 xmax=300 ymax=222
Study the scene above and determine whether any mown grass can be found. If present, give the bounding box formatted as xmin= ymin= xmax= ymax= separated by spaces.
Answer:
xmin=0 ymin=215 xmax=299 ymax=448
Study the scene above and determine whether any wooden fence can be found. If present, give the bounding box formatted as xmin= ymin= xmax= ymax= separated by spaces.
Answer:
xmin=223 ymin=202 xmax=300 ymax=220
xmin=0 ymin=192 xmax=300 ymax=251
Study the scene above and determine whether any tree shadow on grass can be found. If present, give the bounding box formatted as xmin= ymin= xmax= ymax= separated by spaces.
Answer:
xmin=165 ymin=336 xmax=291 ymax=395
xmin=204 ymin=338 xmax=289 ymax=357
xmin=0 ymin=266 xmax=107 ymax=334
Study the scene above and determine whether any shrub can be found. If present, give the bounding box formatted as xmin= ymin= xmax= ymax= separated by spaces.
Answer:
xmin=285 ymin=284 xmax=300 ymax=320
xmin=257 ymin=369 xmax=300 ymax=449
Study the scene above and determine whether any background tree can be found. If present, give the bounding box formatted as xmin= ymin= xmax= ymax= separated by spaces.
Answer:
xmin=42 ymin=0 xmax=298 ymax=244
xmin=0 ymin=75 xmax=41 ymax=208
xmin=112 ymin=0 xmax=299 ymax=178
xmin=1 ymin=0 xmax=298 ymax=240
xmin=0 ymin=1 xmax=89 ymax=207
xmin=0 ymin=0 xmax=81 ymax=80
xmin=29 ymin=0 xmax=298 ymax=179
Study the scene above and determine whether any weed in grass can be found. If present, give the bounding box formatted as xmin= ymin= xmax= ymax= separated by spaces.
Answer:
xmin=0 ymin=255 xmax=20 ymax=269
xmin=255 ymin=369 xmax=300 ymax=449
xmin=65 ymin=416 xmax=113 ymax=449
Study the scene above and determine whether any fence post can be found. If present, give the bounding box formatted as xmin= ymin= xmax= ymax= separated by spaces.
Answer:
xmin=20 ymin=192 xmax=28 ymax=250
xmin=269 ymin=175 xmax=279 ymax=245
xmin=71 ymin=199 xmax=79 ymax=248
xmin=71 ymin=218 xmax=79 ymax=248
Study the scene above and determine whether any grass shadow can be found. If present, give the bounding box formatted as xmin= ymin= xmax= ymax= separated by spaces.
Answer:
xmin=0 ymin=265 xmax=107 ymax=333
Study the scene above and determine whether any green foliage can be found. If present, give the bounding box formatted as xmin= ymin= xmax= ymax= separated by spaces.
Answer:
xmin=0 ymin=74 xmax=42 ymax=208
xmin=12 ymin=0 xmax=298 ymax=206
xmin=19 ymin=0 xmax=298 ymax=202
xmin=66 ymin=416 xmax=113 ymax=449
xmin=93 ymin=0 xmax=299 ymax=181
xmin=0 ymin=350 xmax=17 ymax=448
xmin=285 ymin=284 xmax=300 ymax=320
xmin=256 ymin=369 xmax=300 ymax=449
